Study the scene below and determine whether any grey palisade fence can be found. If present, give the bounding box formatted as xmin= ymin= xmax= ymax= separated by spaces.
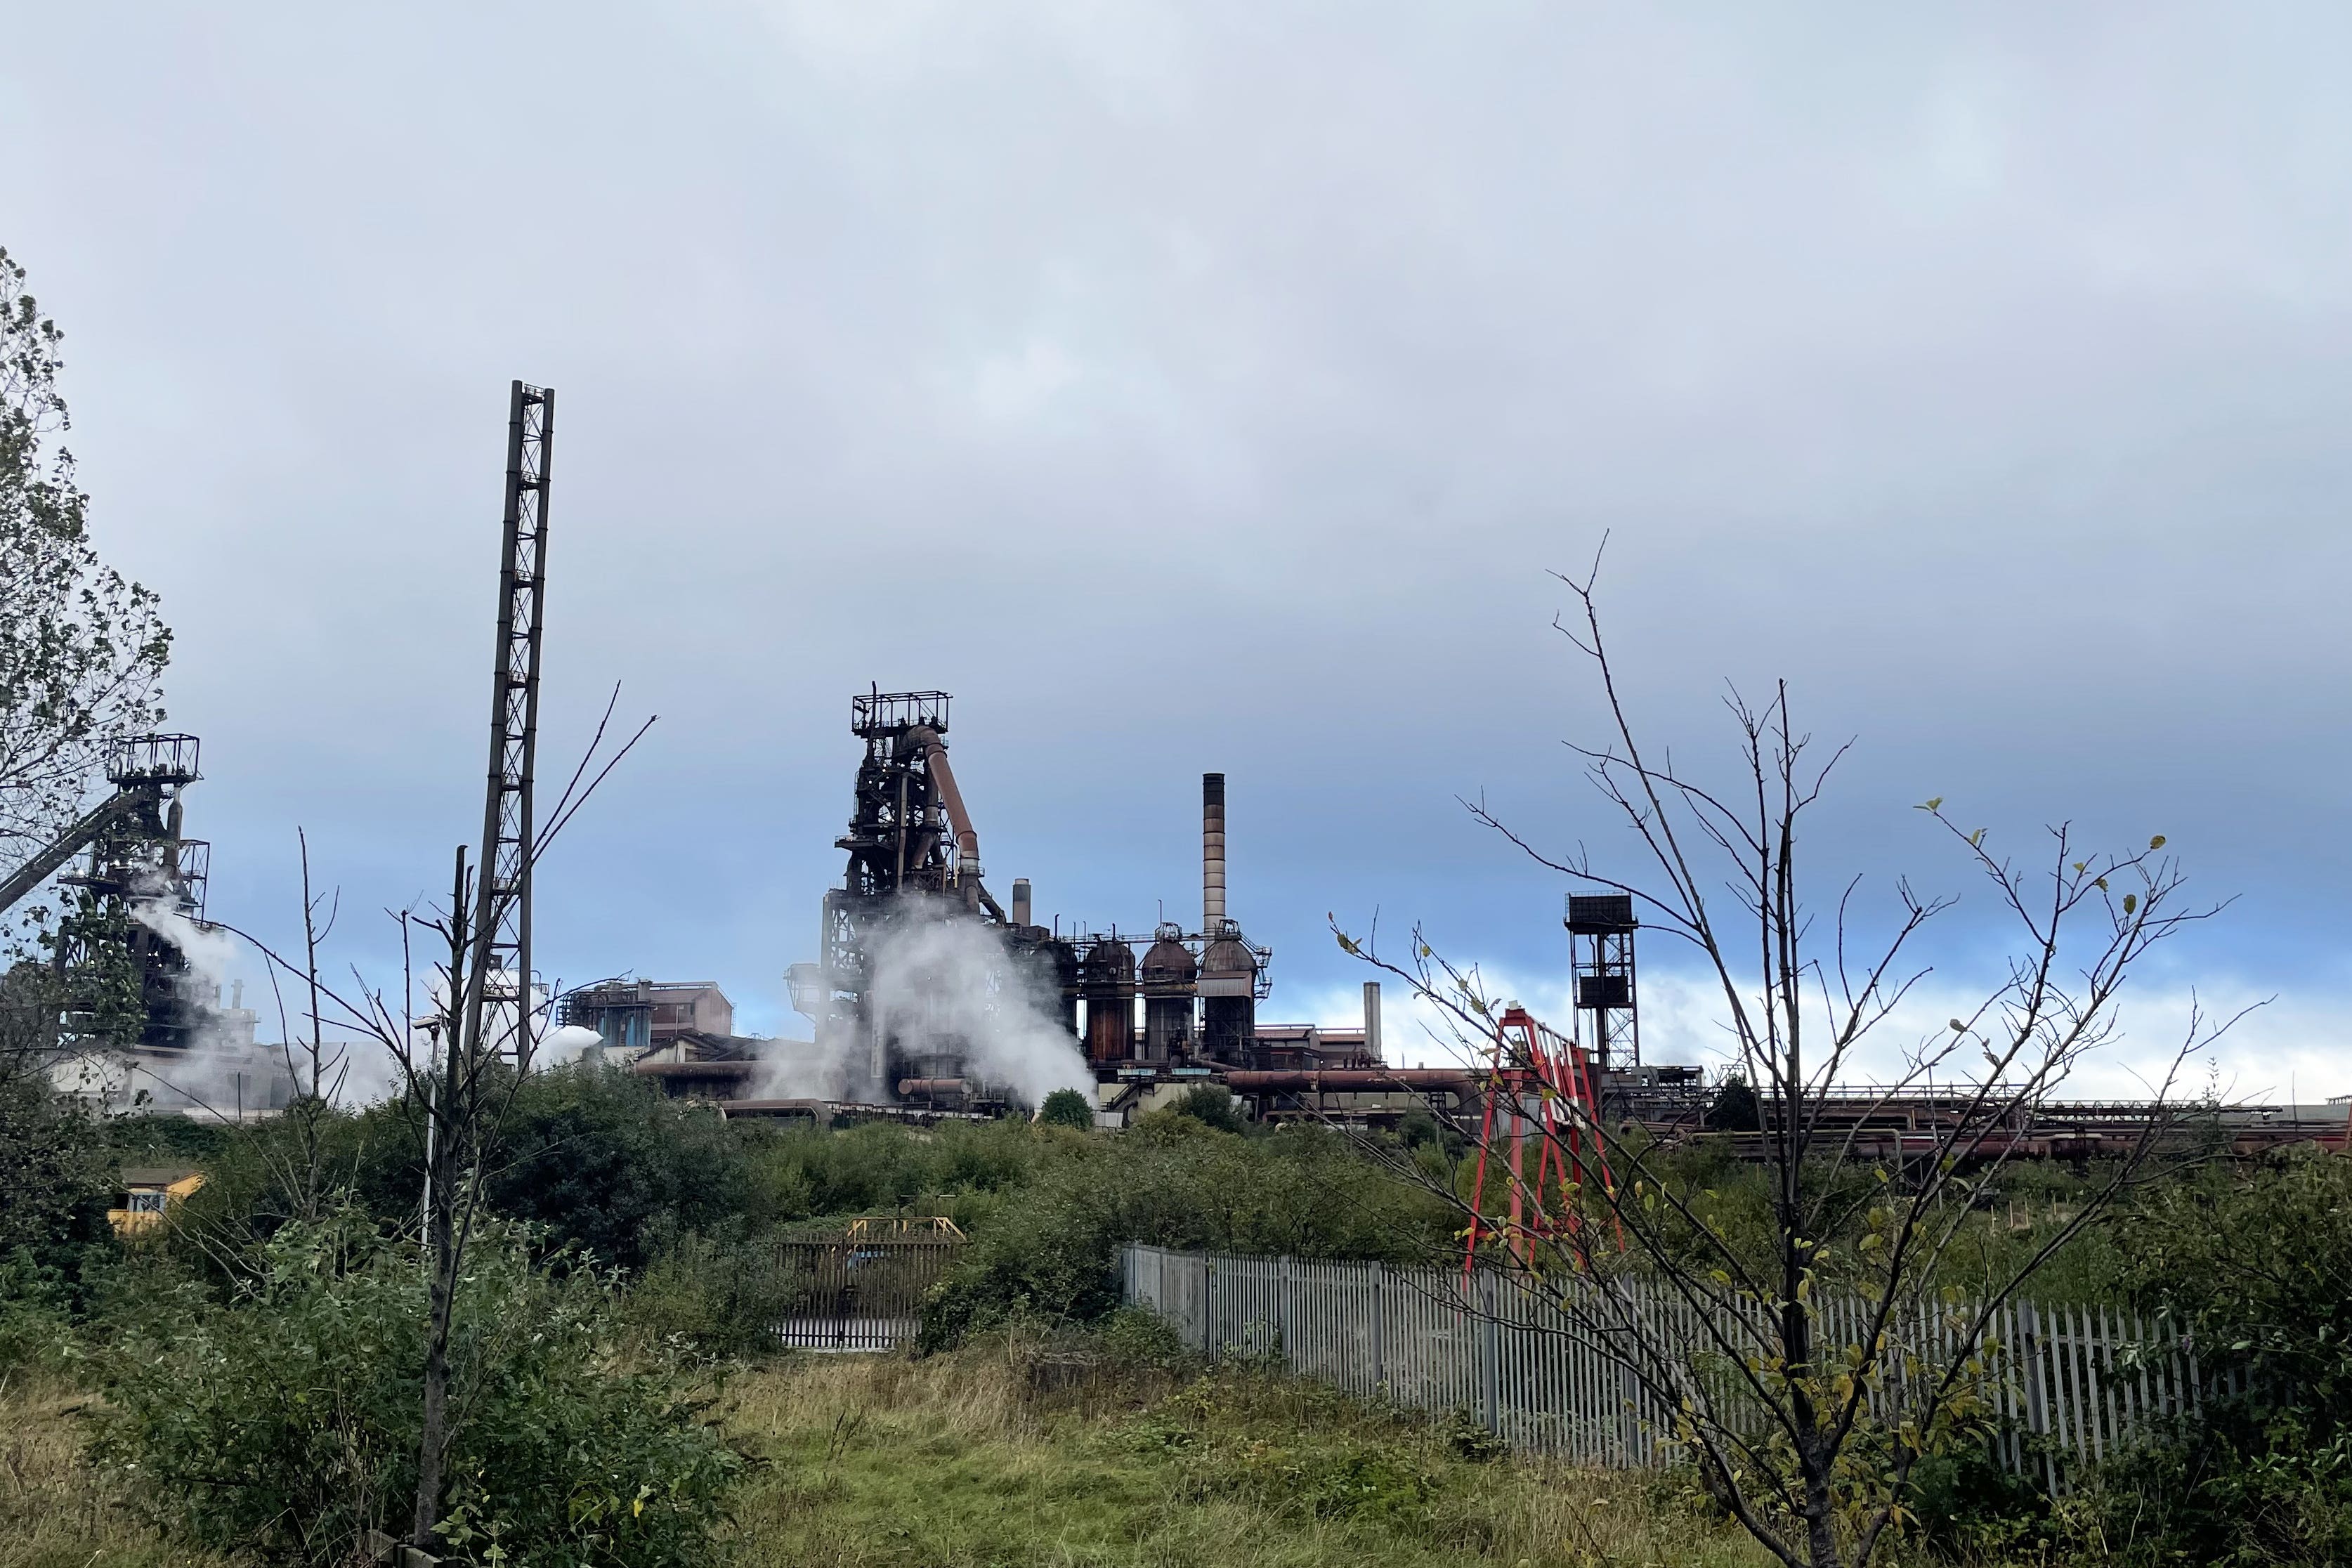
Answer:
xmin=1123 ymin=1245 xmax=2223 ymax=1491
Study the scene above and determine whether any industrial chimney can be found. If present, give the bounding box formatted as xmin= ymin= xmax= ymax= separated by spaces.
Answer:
xmin=1010 ymin=877 xmax=1032 ymax=928
xmin=1363 ymin=981 xmax=1383 ymax=1064
xmin=1202 ymin=772 xmax=1226 ymax=932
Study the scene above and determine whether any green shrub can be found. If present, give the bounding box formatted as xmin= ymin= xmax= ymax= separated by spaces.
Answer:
xmin=0 ymin=1069 xmax=112 ymax=1272
xmin=739 ymin=1116 xmax=1043 ymax=1231
xmin=627 ymin=1228 xmax=805 ymax=1358
xmin=0 ymin=1244 xmax=74 ymax=1373
xmin=1161 ymin=1083 xmax=1245 ymax=1134
xmin=484 ymin=1064 xmax=751 ymax=1272
xmin=96 ymin=1210 xmax=743 ymax=1567
xmin=921 ymin=1118 xmax=1454 ymax=1348
xmin=2055 ymin=1149 xmax=2352 ymax=1566
xmin=1038 ymin=1087 xmax=1094 ymax=1131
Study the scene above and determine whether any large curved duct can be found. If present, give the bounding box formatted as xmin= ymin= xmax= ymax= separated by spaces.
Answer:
xmin=905 ymin=724 xmax=1002 ymax=918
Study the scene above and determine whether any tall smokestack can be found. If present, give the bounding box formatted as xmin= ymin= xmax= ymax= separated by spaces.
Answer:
xmin=1363 ymin=981 xmax=1383 ymax=1064
xmin=1202 ymin=773 xmax=1226 ymax=932
xmin=1011 ymin=877 xmax=1032 ymax=927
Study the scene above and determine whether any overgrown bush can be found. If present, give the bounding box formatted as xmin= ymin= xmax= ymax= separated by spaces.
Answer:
xmin=1038 ymin=1087 xmax=1094 ymax=1130
xmin=920 ymin=1116 xmax=1456 ymax=1348
xmin=739 ymin=1116 xmax=1043 ymax=1232
xmin=627 ymin=1227 xmax=806 ymax=1358
xmin=2072 ymin=1149 xmax=2352 ymax=1566
xmin=0 ymin=1245 xmax=74 ymax=1373
xmin=0 ymin=1068 xmax=111 ymax=1272
xmin=96 ymin=1211 xmax=744 ymax=1567
xmin=483 ymin=1064 xmax=752 ymax=1272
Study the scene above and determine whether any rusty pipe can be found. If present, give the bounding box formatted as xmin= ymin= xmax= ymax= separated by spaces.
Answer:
xmin=897 ymin=1077 xmax=969 ymax=1098
xmin=1220 ymin=1069 xmax=1476 ymax=1093
xmin=906 ymin=726 xmax=980 ymax=879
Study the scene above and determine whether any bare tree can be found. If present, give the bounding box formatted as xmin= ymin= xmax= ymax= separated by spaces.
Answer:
xmin=202 ymin=691 xmax=651 ymax=1555
xmin=1338 ymin=558 xmax=2237 ymax=1568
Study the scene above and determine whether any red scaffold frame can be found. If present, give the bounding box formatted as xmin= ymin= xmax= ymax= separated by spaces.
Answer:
xmin=1463 ymin=1005 xmax=1622 ymax=1278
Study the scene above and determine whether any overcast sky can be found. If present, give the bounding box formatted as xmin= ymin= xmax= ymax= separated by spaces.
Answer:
xmin=4 ymin=4 xmax=2344 ymax=1097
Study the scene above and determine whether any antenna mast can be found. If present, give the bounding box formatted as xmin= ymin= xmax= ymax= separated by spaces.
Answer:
xmin=464 ymin=380 xmax=554 ymax=1066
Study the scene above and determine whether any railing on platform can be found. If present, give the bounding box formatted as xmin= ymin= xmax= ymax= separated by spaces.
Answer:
xmin=1123 ymin=1244 xmax=2217 ymax=1492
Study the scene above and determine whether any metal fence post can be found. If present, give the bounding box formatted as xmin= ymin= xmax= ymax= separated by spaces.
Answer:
xmin=1478 ymin=1269 xmax=1502 ymax=1434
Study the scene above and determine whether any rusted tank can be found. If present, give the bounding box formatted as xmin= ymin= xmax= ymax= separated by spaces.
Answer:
xmin=1198 ymin=934 xmax=1257 ymax=1064
xmin=1139 ymin=927 xmax=1198 ymax=1061
xmin=1081 ymin=937 xmax=1137 ymax=1064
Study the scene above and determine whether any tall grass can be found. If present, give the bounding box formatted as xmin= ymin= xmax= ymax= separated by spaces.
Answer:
xmin=720 ymin=1326 xmax=1781 ymax=1567
xmin=0 ymin=1373 xmax=219 ymax=1568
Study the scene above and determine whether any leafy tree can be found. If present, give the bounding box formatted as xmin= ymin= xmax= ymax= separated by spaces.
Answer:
xmin=1038 ymin=1087 xmax=1094 ymax=1130
xmin=0 ymin=247 xmax=171 ymax=910
xmin=1705 ymin=1072 xmax=1761 ymax=1132
xmin=0 ymin=1062 xmax=110 ymax=1274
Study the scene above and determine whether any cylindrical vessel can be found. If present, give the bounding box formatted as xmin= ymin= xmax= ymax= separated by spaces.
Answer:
xmin=1049 ymin=939 xmax=1082 ymax=1035
xmin=1140 ymin=928 xmax=1198 ymax=1062
xmin=1202 ymin=773 xmax=1226 ymax=932
xmin=1198 ymin=934 xmax=1257 ymax=1065
xmin=1080 ymin=937 xmax=1137 ymax=1065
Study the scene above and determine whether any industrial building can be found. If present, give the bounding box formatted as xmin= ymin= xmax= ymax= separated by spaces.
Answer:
xmin=0 ymin=733 xmax=294 ymax=1116
xmin=580 ymin=687 xmax=1461 ymax=1128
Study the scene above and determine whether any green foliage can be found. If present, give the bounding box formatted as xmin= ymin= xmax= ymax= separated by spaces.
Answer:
xmin=2117 ymin=1148 xmax=2352 ymax=1399
xmin=2092 ymin=1406 xmax=2352 ymax=1566
xmin=1038 ymin=1087 xmax=1095 ymax=1130
xmin=738 ymin=1115 xmax=1042 ymax=1234
xmin=2072 ymin=1149 xmax=2352 ymax=1566
xmin=93 ymin=1211 xmax=743 ymax=1567
xmin=1703 ymin=1073 xmax=1759 ymax=1132
xmin=0 ymin=1244 xmax=74 ymax=1372
xmin=0 ymin=245 xmax=171 ymax=930
xmin=1161 ymin=1083 xmax=1246 ymax=1134
xmin=625 ymin=1228 xmax=806 ymax=1359
xmin=483 ymin=1064 xmax=750 ymax=1271
xmin=921 ymin=1117 xmax=1456 ymax=1348
xmin=1901 ymin=1440 xmax=2052 ymax=1560
xmin=0 ymin=1063 xmax=111 ymax=1276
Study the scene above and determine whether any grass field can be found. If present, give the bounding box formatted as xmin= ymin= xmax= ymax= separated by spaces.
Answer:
xmin=0 ymin=1331 xmax=1775 ymax=1568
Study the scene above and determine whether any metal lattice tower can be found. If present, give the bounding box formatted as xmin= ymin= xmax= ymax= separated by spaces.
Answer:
xmin=464 ymin=381 xmax=554 ymax=1065
xmin=1565 ymin=893 xmax=1640 ymax=1073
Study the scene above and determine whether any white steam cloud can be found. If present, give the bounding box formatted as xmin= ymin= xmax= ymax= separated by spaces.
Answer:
xmin=84 ymin=892 xmax=292 ymax=1117
xmin=759 ymin=899 xmax=1093 ymax=1109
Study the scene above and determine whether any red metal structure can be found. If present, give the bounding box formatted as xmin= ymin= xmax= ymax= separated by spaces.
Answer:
xmin=1463 ymin=1005 xmax=1619 ymax=1277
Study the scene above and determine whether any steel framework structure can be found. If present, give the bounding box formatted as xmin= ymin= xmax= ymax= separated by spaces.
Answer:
xmin=464 ymin=381 xmax=554 ymax=1065
xmin=819 ymin=689 xmax=1021 ymax=1089
xmin=1463 ymin=1005 xmax=1620 ymax=1276
xmin=1566 ymin=893 xmax=1640 ymax=1072
xmin=49 ymin=735 xmax=209 ymax=1049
